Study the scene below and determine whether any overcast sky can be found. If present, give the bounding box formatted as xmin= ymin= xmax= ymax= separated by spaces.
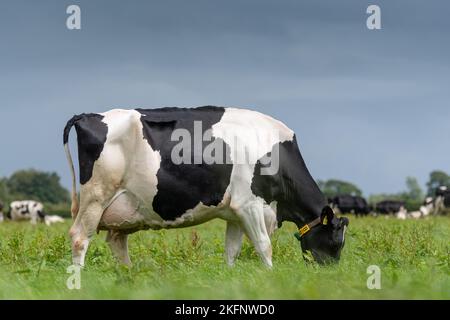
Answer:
xmin=0 ymin=0 xmax=449 ymax=196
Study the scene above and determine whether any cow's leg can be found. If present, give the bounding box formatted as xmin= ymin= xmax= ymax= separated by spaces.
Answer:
xmin=106 ymin=230 xmax=131 ymax=266
xmin=225 ymin=221 xmax=244 ymax=266
xmin=69 ymin=201 xmax=105 ymax=267
xmin=263 ymin=204 xmax=278 ymax=237
xmin=30 ymin=211 xmax=38 ymax=225
xmin=238 ymin=202 xmax=273 ymax=268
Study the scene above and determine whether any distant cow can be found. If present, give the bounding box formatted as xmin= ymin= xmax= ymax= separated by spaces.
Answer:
xmin=330 ymin=195 xmax=371 ymax=216
xmin=9 ymin=200 xmax=46 ymax=224
xmin=397 ymin=197 xmax=435 ymax=220
xmin=434 ymin=186 xmax=450 ymax=215
xmin=375 ymin=200 xmax=405 ymax=216
xmin=64 ymin=107 xmax=349 ymax=267
xmin=44 ymin=215 xmax=65 ymax=226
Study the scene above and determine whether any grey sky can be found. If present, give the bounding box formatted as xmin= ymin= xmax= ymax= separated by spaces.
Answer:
xmin=0 ymin=0 xmax=449 ymax=196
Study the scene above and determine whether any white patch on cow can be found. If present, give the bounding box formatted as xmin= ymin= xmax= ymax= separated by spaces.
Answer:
xmin=95 ymin=110 xmax=163 ymax=227
xmin=212 ymin=108 xmax=294 ymax=165
xmin=420 ymin=202 xmax=433 ymax=218
xmin=396 ymin=207 xmax=408 ymax=220
xmin=45 ymin=215 xmax=65 ymax=226
xmin=409 ymin=211 xmax=422 ymax=219
xmin=212 ymin=108 xmax=294 ymax=210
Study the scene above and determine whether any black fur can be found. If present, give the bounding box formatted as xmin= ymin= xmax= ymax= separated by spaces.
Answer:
xmin=330 ymin=195 xmax=370 ymax=216
xmin=375 ymin=200 xmax=404 ymax=215
xmin=136 ymin=107 xmax=233 ymax=221
xmin=19 ymin=203 xmax=30 ymax=215
xmin=64 ymin=114 xmax=108 ymax=185
xmin=251 ymin=136 xmax=327 ymax=227
xmin=37 ymin=209 xmax=46 ymax=219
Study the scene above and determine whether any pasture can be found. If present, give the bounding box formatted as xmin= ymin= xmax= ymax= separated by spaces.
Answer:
xmin=0 ymin=216 xmax=448 ymax=300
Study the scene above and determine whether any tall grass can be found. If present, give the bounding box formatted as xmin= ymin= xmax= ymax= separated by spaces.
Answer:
xmin=0 ymin=216 xmax=448 ymax=299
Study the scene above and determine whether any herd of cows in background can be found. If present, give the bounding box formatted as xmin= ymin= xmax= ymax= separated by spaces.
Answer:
xmin=329 ymin=186 xmax=450 ymax=220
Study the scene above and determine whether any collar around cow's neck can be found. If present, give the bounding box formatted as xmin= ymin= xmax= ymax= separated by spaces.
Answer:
xmin=295 ymin=217 xmax=322 ymax=240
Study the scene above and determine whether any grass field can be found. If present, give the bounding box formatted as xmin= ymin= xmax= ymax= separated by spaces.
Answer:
xmin=0 ymin=216 xmax=449 ymax=300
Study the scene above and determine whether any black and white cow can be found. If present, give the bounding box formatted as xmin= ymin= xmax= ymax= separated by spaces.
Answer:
xmin=375 ymin=200 xmax=405 ymax=216
xmin=433 ymin=186 xmax=450 ymax=215
xmin=9 ymin=200 xmax=46 ymax=224
xmin=330 ymin=195 xmax=371 ymax=217
xmin=64 ymin=107 xmax=349 ymax=267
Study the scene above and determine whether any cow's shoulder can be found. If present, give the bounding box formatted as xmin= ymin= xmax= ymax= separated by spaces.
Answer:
xmin=215 ymin=107 xmax=294 ymax=138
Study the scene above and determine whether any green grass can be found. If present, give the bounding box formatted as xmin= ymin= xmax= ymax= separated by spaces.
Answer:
xmin=0 ymin=216 xmax=449 ymax=299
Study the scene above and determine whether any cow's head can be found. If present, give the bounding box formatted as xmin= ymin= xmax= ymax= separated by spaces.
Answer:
xmin=296 ymin=206 xmax=349 ymax=265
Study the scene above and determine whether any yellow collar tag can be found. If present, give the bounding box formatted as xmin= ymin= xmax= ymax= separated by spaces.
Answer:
xmin=298 ymin=217 xmax=322 ymax=238
xmin=299 ymin=224 xmax=311 ymax=237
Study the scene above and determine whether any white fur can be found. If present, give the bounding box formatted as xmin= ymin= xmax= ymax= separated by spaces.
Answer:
xmin=44 ymin=215 xmax=65 ymax=226
xmin=396 ymin=207 xmax=408 ymax=220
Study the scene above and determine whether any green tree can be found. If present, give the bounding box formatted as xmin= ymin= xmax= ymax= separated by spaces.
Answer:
xmin=426 ymin=170 xmax=450 ymax=196
xmin=369 ymin=176 xmax=425 ymax=211
xmin=0 ymin=178 xmax=11 ymax=204
xmin=405 ymin=176 xmax=423 ymax=201
xmin=6 ymin=169 xmax=69 ymax=204
xmin=318 ymin=179 xmax=363 ymax=198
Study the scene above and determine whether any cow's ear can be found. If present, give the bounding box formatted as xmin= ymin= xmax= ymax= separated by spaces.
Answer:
xmin=321 ymin=206 xmax=335 ymax=225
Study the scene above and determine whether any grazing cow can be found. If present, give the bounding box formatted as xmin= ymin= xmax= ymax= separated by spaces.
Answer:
xmin=9 ymin=200 xmax=46 ymax=224
xmin=375 ymin=200 xmax=405 ymax=216
xmin=434 ymin=186 xmax=450 ymax=215
xmin=419 ymin=197 xmax=434 ymax=217
xmin=64 ymin=107 xmax=349 ymax=267
xmin=397 ymin=197 xmax=435 ymax=220
xmin=330 ymin=195 xmax=371 ymax=217
xmin=0 ymin=201 xmax=4 ymax=222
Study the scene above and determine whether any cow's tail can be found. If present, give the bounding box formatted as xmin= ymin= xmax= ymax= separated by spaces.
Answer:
xmin=63 ymin=115 xmax=82 ymax=219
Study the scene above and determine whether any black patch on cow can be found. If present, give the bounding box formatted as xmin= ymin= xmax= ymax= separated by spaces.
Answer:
xmin=444 ymin=194 xmax=450 ymax=207
xmin=37 ymin=210 xmax=45 ymax=219
xmin=251 ymin=135 xmax=327 ymax=226
xmin=68 ymin=114 xmax=109 ymax=185
xmin=19 ymin=203 xmax=30 ymax=215
xmin=375 ymin=200 xmax=404 ymax=214
xmin=331 ymin=195 xmax=370 ymax=216
xmin=136 ymin=107 xmax=233 ymax=221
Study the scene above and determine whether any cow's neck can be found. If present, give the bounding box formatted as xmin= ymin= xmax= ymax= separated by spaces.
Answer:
xmin=289 ymin=204 xmax=323 ymax=228
xmin=277 ymin=172 xmax=326 ymax=228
